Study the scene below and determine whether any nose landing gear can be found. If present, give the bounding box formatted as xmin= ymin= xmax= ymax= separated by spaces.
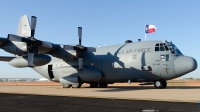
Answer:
xmin=154 ymin=80 xmax=167 ymax=89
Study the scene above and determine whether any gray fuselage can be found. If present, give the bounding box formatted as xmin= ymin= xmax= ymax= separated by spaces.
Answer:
xmin=33 ymin=40 xmax=197 ymax=83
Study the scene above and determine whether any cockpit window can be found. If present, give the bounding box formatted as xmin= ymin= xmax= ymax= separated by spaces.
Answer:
xmin=172 ymin=44 xmax=183 ymax=55
xmin=158 ymin=42 xmax=183 ymax=55
xmin=160 ymin=46 xmax=165 ymax=51
xmin=169 ymin=45 xmax=175 ymax=54
xmin=164 ymin=46 xmax=169 ymax=51
xmin=155 ymin=47 xmax=159 ymax=51
xmin=155 ymin=43 xmax=168 ymax=51
xmin=163 ymin=43 xmax=169 ymax=51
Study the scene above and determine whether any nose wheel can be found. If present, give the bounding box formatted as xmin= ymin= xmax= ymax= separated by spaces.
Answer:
xmin=154 ymin=80 xmax=167 ymax=89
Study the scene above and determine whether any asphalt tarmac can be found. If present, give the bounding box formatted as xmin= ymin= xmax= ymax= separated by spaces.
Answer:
xmin=0 ymin=93 xmax=199 ymax=112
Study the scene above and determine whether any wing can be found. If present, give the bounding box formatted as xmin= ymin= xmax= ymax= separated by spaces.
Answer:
xmin=1 ymin=14 xmax=79 ymax=60
xmin=38 ymin=43 xmax=60 ymax=54
xmin=41 ymin=44 xmax=78 ymax=60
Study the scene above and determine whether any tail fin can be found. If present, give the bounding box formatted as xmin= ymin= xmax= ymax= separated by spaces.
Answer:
xmin=17 ymin=15 xmax=31 ymax=37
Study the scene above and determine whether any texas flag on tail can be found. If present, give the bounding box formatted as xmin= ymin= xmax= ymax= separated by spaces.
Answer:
xmin=145 ymin=24 xmax=156 ymax=33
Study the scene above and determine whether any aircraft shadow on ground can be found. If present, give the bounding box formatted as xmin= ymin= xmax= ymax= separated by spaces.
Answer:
xmin=81 ymin=86 xmax=149 ymax=92
xmin=82 ymin=86 xmax=200 ymax=92
xmin=165 ymin=86 xmax=200 ymax=89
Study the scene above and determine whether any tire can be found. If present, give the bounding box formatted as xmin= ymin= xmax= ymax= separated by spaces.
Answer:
xmin=63 ymin=84 xmax=71 ymax=88
xmin=89 ymin=82 xmax=99 ymax=88
xmin=154 ymin=80 xmax=167 ymax=89
xmin=154 ymin=80 xmax=162 ymax=88
xmin=99 ymin=83 xmax=108 ymax=88
xmin=161 ymin=80 xmax=167 ymax=89
xmin=72 ymin=83 xmax=82 ymax=88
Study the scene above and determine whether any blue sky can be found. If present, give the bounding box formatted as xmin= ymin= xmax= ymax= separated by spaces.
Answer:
xmin=0 ymin=1 xmax=199 ymax=78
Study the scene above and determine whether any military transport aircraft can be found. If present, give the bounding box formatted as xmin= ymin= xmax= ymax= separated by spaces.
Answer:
xmin=0 ymin=15 xmax=197 ymax=89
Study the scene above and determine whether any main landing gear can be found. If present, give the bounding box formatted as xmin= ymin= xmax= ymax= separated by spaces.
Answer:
xmin=154 ymin=80 xmax=167 ymax=89
xmin=63 ymin=83 xmax=82 ymax=88
xmin=89 ymin=82 xmax=108 ymax=88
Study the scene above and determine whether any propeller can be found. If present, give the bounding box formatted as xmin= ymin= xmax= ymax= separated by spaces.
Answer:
xmin=64 ymin=27 xmax=96 ymax=71
xmin=7 ymin=16 xmax=52 ymax=67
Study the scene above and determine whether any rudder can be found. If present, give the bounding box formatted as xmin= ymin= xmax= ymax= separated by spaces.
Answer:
xmin=17 ymin=15 xmax=31 ymax=37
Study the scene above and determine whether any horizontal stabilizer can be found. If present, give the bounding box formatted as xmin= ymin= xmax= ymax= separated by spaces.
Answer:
xmin=0 ymin=37 xmax=9 ymax=46
xmin=0 ymin=56 xmax=15 ymax=62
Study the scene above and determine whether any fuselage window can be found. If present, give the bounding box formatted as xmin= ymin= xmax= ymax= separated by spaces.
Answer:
xmin=161 ymin=54 xmax=169 ymax=61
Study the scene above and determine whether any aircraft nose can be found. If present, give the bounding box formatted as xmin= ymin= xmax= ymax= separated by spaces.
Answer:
xmin=174 ymin=56 xmax=197 ymax=76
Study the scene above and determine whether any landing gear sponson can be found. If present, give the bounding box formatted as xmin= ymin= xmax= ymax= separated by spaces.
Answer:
xmin=63 ymin=82 xmax=108 ymax=88
xmin=63 ymin=81 xmax=167 ymax=89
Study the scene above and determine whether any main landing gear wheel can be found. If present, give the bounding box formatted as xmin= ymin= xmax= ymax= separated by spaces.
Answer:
xmin=63 ymin=84 xmax=71 ymax=88
xmin=72 ymin=83 xmax=82 ymax=88
xmin=154 ymin=80 xmax=167 ymax=89
xmin=63 ymin=83 xmax=82 ymax=88
xmin=89 ymin=82 xmax=99 ymax=88
xmin=99 ymin=83 xmax=108 ymax=88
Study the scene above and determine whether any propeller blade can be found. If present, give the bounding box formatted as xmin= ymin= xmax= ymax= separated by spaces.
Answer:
xmin=42 ymin=41 xmax=53 ymax=48
xmin=28 ymin=53 xmax=34 ymax=67
xmin=7 ymin=34 xmax=22 ymax=42
xmin=79 ymin=58 xmax=83 ymax=71
xmin=63 ymin=45 xmax=74 ymax=50
xmin=86 ymin=47 xmax=96 ymax=52
xmin=78 ymin=27 xmax=82 ymax=45
xmin=31 ymin=16 xmax=37 ymax=37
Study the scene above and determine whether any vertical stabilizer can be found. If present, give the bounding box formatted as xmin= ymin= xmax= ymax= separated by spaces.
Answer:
xmin=17 ymin=15 xmax=31 ymax=37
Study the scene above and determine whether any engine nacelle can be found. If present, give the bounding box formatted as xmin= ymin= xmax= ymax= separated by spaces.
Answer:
xmin=53 ymin=65 xmax=102 ymax=82
xmin=9 ymin=54 xmax=51 ymax=68
xmin=2 ymin=41 xmax=27 ymax=55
